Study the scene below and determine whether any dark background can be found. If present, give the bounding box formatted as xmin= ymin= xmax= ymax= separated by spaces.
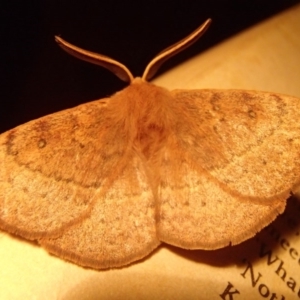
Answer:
xmin=1 ymin=0 xmax=299 ymax=133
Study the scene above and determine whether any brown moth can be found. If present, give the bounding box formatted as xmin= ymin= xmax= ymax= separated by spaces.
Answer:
xmin=0 ymin=19 xmax=300 ymax=270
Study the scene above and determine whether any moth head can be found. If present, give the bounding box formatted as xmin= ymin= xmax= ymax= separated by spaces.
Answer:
xmin=55 ymin=19 xmax=211 ymax=84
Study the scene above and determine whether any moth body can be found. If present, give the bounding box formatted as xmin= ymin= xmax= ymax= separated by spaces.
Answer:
xmin=0 ymin=19 xmax=299 ymax=269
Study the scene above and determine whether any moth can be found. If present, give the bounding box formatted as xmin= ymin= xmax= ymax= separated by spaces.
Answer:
xmin=0 ymin=19 xmax=299 ymax=269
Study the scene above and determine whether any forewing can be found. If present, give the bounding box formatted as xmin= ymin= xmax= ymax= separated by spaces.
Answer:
xmin=40 ymin=154 xmax=159 ymax=269
xmin=0 ymin=98 xmax=126 ymax=239
xmin=171 ymin=89 xmax=300 ymax=199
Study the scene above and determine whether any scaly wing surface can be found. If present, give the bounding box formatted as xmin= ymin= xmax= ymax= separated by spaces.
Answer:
xmin=158 ymin=89 xmax=300 ymax=249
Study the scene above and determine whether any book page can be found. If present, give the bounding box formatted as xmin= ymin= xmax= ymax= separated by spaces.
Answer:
xmin=0 ymin=4 xmax=300 ymax=299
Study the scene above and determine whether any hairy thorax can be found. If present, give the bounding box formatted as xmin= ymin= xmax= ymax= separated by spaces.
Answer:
xmin=109 ymin=79 xmax=176 ymax=161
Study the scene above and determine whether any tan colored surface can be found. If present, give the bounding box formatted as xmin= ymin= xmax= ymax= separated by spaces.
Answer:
xmin=0 ymin=4 xmax=300 ymax=299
